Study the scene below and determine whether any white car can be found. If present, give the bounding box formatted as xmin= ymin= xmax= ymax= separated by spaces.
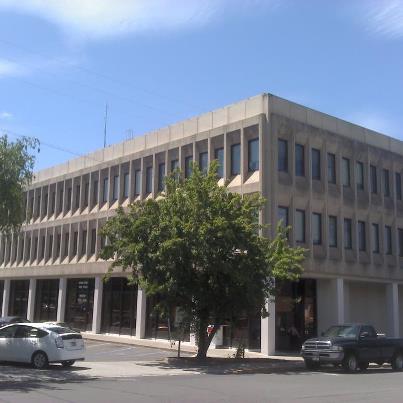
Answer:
xmin=0 ymin=323 xmax=85 ymax=369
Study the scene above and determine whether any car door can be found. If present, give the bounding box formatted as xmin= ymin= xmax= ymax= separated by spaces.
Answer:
xmin=358 ymin=326 xmax=380 ymax=362
xmin=0 ymin=325 xmax=18 ymax=362
xmin=12 ymin=325 xmax=41 ymax=363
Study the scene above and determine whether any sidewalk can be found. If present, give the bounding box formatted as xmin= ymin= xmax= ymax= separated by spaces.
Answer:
xmin=82 ymin=332 xmax=303 ymax=361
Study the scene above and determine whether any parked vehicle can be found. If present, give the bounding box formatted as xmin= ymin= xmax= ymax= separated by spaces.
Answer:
xmin=301 ymin=324 xmax=403 ymax=372
xmin=0 ymin=316 xmax=30 ymax=328
xmin=0 ymin=323 xmax=85 ymax=369
xmin=42 ymin=321 xmax=81 ymax=333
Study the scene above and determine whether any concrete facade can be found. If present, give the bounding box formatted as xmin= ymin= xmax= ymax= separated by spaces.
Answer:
xmin=0 ymin=93 xmax=402 ymax=354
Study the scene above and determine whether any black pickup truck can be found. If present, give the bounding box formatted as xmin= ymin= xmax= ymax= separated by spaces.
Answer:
xmin=301 ymin=324 xmax=403 ymax=372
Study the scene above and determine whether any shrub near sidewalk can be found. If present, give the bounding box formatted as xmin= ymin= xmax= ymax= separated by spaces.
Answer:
xmin=101 ymin=162 xmax=306 ymax=359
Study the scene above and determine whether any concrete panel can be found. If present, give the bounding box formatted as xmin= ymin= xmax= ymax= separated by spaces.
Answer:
xmin=228 ymin=101 xmax=246 ymax=124
xmin=212 ymin=108 xmax=227 ymax=128
xmin=145 ymin=132 xmax=158 ymax=149
xmin=170 ymin=122 xmax=184 ymax=141
xmin=365 ymin=129 xmax=390 ymax=150
xmin=103 ymin=143 xmax=124 ymax=162
xmin=245 ymin=95 xmax=265 ymax=118
xmin=307 ymin=109 xmax=323 ymax=129
xmin=321 ymin=114 xmax=338 ymax=134
xmin=157 ymin=127 xmax=170 ymax=145
xmin=269 ymin=96 xmax=290 ymax=118
xmin=289 ymin=103 xmax=307 ymax=124
xmin=198 ymin=112 xmax=213 ymax=133
xmin=183 ymin=118 xmax=198 ymax=137
xmin=347 ymin=281 xmax=387 ymax=333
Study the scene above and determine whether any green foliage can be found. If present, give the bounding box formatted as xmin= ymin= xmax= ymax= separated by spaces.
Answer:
xmin=101 ymin=161 xmax=306 ymax=358
xmin=0 ymin=135 xmax=39 ymax=234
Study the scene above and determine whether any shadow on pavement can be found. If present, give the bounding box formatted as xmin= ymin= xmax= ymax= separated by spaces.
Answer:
xmin=0 ymin=362 xmax=96 ymax=393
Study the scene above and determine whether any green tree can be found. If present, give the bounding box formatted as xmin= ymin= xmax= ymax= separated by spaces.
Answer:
xmin=0 ymin=135 xmax=39 ymax=233
xmin=101 ymin=162 xmax=305 ymax=359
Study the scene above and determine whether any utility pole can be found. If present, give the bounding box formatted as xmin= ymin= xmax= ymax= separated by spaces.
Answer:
xmin=103 ymin=103 xmax=108 ymax=148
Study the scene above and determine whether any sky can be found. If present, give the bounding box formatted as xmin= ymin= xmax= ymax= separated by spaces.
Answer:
xmin=0 ymin=0 xmax=402 ymax=172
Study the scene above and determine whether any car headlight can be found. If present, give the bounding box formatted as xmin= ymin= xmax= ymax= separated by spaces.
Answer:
xmin=330 ymin=345 xmax=343 ymax=352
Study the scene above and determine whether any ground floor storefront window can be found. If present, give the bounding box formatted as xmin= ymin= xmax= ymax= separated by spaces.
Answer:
xmin=65 ymin=278 xmax=94 ymax=331
xmin=34 ymin=279 xmax=59 ymax=322
xmin=275 ymin=279 xmax=317 ymax=352
xmin=221 ymin=311 xmax=261 ymax=351
xmin=101 ymin=277 xmax=137 ymax=336
xmin=0 ymin=280 xmax=3 ymax=314
xmin=145 ymin=296 xmax=190 ymax=342
xmin=9 ymin=280 xmax=29 ymax=317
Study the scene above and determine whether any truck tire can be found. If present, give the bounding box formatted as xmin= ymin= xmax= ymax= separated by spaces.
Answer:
xmin=391 ymin=352 xmax=403 ymax=371
xmin=342 ymin=353 xmax=358 ymax=372
xmin=359 ymin=361 xmax=369 ymax=371
xmin=304 ymin=359 xmax=320 ymax=370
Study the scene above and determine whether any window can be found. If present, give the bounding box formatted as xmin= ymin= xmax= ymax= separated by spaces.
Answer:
xmin=329 ymin=216 xmax=338 ymax=247
xmin=40 ymin=235 xmax=45 ymax=259
xmin=73 ymin=231 xmax=78 ymax=255
xmin=372 ymin=224 xmax=379 ymax=253
xmin=358 ymin=221 xmax=366 ymax=251
xmin=277 ymin=206 xmax=288 ymax=227
xmin=185 ymin=156 xmax=193 ymax=178
xmin=396 ymin=173 xmax=402 ymax=201
xmin=215 ymin=148 xmax=224 ymax=178
xmin=398 ymin=229 xmax=403 ymax=257
xmin=134 ymin=170 xmax=141 ymax=195
xmin=344 ymin=218 xmax=352 ymax=249
xmin=58 ymin=189 xmax=63 ymax=213
xmin=64 ymin=233 xmax=69 ymax=257
xmin=370 ymin=165 xmax=377 ymax=194
xmin=231 ymin=144 xmax=241 ymax=176
xmin=48 ymin=235 xmax=53 ymax=258
xmin=171 ymin=159 xmax=179 ymax=172
xmin=84 ymin=183 xmax=89 ymax=206
xmin=342 ymin=158 xmax=350 ymax=187
xmin=385 ymin=225 xmax=392 ymax=255
xmin=311 ymin=148 xmax=321 ymax=180
xmin=312 ymin=213 xmax=322 ymax=245
xmin=66 ymin=188 xmax=72 ymax=210
xmin=295 ymin=144 xmax=305 ymax=177
xmin=44 ymin=194 xmax=48 ymax=214
xmin=81 ymin=230 xmax=87 ymax=254
xmin=158 ymin=163 xmax=165 ymax=192
xmin=51 ymin=191 xmax=55 ymax=214
xmin=56 ymin=234 xmax=61 ymax=257
xmin=295 ymin=209 xmax=305 ymax=243
xmin=33 ymin=237 xmax=38 ymax=259
xmin=278 ymin=139 xmax=288 ymax=172
xmin=248 ymin=138 xmax=259 ymax=172
xmin=146 ymin=166 xmax=153 ymax=194
xmin=113 ymin=175 xmax=119 ymax=201
xmin=90 ymin=229 xmax=96 ymax=255
xmin=384 ymin=169 xmax=390 ymax=197
xmin=356 ymin=161 xmax=364 ymax=190
xmin=102 ymin=178 xmax=109 ymax=203
xmin=123 ymin=173 xmax=129 ymax=198
xmin=75 ymin=185 xmax=80 ymax=208
xmin=327 ymin=153 xmax=336 ymax=184
xmin=93 ymin=180 xmax=98 ymax=204
xmin=199 ymin=152 xmax=208 ymax=173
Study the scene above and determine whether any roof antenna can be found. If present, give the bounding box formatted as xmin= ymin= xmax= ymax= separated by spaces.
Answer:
xmin=103 ymin=103 xmax=108 ymax=148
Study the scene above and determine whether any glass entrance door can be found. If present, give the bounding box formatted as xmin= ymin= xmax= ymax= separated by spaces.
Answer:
xmin=275 ymin=279 xmax=317 ymax=352
xmin=34 ymin=279 xmax=59 ymax=322
xmin=9 ymin=280 xmax=29 ymax=318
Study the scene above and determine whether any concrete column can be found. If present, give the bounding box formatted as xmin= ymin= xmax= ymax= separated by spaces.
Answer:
xmin=57 ymin=278 xmax=67 ymax=322
xmin=386 ymin=283 xmax=399 ymax=337
xmin=27 ymin=279 xmax=37 ymax=322
xmin=135 ymin=288 xmax=147 ymax=339
xmin=92 ymin=276 xmax=103 ymax=333
xmin=261 ymin=297 xmax=276 ymax=356
xmin=335 ymin=278 xmax=345 ymax=324
xmin=2 ymin=279 xmax=10 ymax=317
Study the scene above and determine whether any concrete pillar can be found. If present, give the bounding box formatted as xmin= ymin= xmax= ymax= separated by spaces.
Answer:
xmin=335 ymin=278 xmax=345 ymax=324
xmin=261 ymin=298 xmax=276 ymax=356
xmin=92 ymin=276 xmax=103 ymax=333
xmin=2 ymin=279 xmax=10 ymax=317
xmin=386 ymin=283 xmax=399 ymax=337
xmin=27 ymin=278 xmax=37 ymax=322
xmin=135 ymin=288 xmax=147 ymax=339
xmin=57 ymin=278 xmax=67 ymax=322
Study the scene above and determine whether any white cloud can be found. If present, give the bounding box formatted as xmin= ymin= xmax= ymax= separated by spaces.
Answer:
xmin=0 ymin=0 xmax=264 ymax=40
xmin=362 ymin=0 xmax=403 ymax=39
xmin=0 ymin=59 xmax=25 ymax=78
xmin=0 ymin=111 xmax=13 ymax=119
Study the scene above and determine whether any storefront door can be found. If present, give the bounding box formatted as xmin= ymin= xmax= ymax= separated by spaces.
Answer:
xmin=34 ymin=279 xmax=59 ymax=322
xmin=8 ymin=280 xmax=29 ymax=318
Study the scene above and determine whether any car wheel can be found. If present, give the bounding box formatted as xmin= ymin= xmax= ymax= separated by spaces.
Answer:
xmin=61 ymin=360 xmax=75 ymax=367
xmin=32 ymin=351 xmax=49 ymax=370
xmin=391 ymin=352 xmax=403 ymax=371
xmin=304 ymin=359 xmax=320 ymax=370
xmin=342 ymin=353 xmax=358 ymax=373
xmin=359 ymin=361 xmax=369 ymax=371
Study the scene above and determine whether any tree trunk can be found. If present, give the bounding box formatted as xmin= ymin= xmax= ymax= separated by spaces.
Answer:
xmin=196 ymin=319 xmax=218 ymax=359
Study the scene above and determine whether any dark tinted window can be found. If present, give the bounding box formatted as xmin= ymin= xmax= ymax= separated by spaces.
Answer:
xmin=342 ymin=158 xmax=350 ymax=187
xmin=329 ymin=215 xmax=337 ymax=247
xmin=384 ymin=169 xmax=390 ymax=197
xmin=356 ymin=161 xmax=364 ymax=190
xmin=0 ymin=325 xmax=17 ymax=338
xmin=199 ymin=152 xmax=208 ymax=174
xmin=385 ymin=225 xmax=392 ymax=255
xmin=312 ymin=148 xmax=321 ymax=180
xmin=295 ymin=209 xmax=305 ymax=243
xmin=312 ymin=213 xmax=322 ymax=245
xmin=248 ymin=139 xmax=259 ymax=172
xmin=344 ymin=218 xmax=352 ymax=249
xmin=278 ymin=139 xmax=288 ymax=172
xmin=396 ymin=173 xmax=402 ymax=200
xmin=399 ymin=229 xmax=403 ymax=257
xmin=185 ymin=156 xmax=193 ymax=178
xmin=146 ymin=167 xmax=153 ymax=194
xmin=295 ymin=144 xmax=305 ymax=177
xmin=358 ymin=221 xmax=366 ymax=252
xmin=215 ymin=148 xmax=224 ymax=178
xmin=370 ymin=165 xmax=377 ymax=194
xmin=372 ymin=223 xmax=380 ymax=253
xmin=277 ymin=206 xmax=288 ymax=227
xmin=15 ymin=325 xmax=48 ymax=338
xmin=158 ymin=163 xmax=165 ymax=192
xmin=231 ymin=144 xmax=241 ymax=176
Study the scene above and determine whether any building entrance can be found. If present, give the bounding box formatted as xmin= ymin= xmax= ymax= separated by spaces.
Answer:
xmin=275 ymin=279 xmax=317 ymax=352
xmin=34 ymin=279 xmax=59 ymax=322
xmin=9 ymin=280 xmax=29 ymax=318
xmin=0 ymin=281 xmax=3 ymax=314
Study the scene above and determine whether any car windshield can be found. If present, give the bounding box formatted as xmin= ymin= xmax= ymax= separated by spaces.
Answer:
xmin=323 ymin=325 xmax=360 ymax=338
xmin=47 ymin=327 xmax=76 ymax=335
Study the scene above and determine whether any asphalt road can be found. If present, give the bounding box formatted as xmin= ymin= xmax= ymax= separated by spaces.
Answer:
xmin=1 ymin=340 xmax=403 ymax=403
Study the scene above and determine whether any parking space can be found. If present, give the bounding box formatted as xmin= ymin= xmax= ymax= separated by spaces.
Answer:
xmin=84 ymin=339 xmax=192 ymax=362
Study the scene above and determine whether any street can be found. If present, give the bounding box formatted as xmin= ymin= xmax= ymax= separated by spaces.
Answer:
xmin=0 ymin=341 xmax=402 ymax=402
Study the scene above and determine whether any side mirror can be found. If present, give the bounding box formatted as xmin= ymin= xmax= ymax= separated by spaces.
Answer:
xmin=360 ymin=332 xmax=369 ymax=339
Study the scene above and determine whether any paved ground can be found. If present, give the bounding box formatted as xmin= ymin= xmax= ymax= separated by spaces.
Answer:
xmin=1 ymin=340 xmax=402 ymax=403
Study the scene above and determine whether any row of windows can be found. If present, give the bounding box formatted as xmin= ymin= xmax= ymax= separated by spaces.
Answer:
xmin=278 ymin=206 xmax=403 ymax=257
xmin=279 ymin=139 xmax=403 ymax=199
xmin=26 ymin=138 xmax=260 ymax=221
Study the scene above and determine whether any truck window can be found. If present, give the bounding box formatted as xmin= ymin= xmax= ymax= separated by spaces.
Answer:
xmin=360 ymin=325 xmax=377 ymax=338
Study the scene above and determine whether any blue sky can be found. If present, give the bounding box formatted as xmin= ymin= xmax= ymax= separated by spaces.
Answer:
xmin=0 ymin=0 xmax=402 ymax=171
